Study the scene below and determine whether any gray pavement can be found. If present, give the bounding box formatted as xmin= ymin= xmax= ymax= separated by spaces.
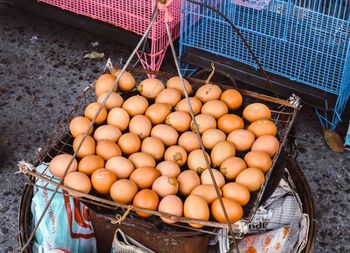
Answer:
xmin=0 ymin=2 xmax=349 ymax=253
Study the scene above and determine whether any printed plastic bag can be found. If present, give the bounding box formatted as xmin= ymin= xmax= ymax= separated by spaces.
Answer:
xmin=31 ymin=164 xmax=97 ymax=253
xmin=238 ymin=226 xmax=294 ymax=252
xmin=215 ymin=168 xmax=309 ymax=253
xmin=245 ymin=178 xmax=303 ymax=234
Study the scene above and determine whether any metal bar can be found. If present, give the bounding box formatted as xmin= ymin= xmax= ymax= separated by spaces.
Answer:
xmin=185 ymin=0 xmax=278 ymax=99
xmin=165 ymin=15 xmax=240 ymax=253
xmin=19 ymin=6 xmax=160 ymax=252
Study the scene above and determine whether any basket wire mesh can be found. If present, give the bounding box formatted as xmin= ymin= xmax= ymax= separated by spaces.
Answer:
xmin=22 ymin=66 xmax=300 ymax=233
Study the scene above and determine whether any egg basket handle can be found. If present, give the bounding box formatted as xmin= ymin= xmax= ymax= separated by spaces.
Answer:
xmin=18 ymin=6 xmax=161 ymax=253
xmin=185 ymin=0 xmax=278 ymax=99
xmin=162 ymin=9 xmax=242 ymax=253
xmin=20 ymin=1 xmax=279 ymax=252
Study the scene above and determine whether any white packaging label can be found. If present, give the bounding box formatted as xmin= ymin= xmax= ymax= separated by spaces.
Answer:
xmin=232 ymin=0 xmax=272 ymax=10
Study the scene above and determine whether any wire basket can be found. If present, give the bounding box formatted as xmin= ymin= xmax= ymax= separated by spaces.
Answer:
xmin=179 ymin=0 xmax=350 ymax=130
xmin=37 ymin=0 xmax=182 ymax=72
xmin=20 ymin=66 xmax=300 ymax=236
xmin=19 ymin=158 xmax=317 ymax=253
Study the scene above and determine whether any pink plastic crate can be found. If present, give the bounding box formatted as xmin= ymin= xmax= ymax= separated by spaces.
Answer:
xmin=38 ymin=0 xmax=182 ymax=72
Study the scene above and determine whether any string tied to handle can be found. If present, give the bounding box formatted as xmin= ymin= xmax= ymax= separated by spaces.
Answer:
xmin=111 ymin=206 xmax=133 ymax=225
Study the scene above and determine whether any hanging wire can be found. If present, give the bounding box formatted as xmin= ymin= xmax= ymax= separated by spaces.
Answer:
xmin=132 ymin=6 xmax=159 ymax=68
xmin=162 ymin=1 xmax=240 ymax=251
xmin=185 ymin=0 xmax=279 ymax=99
xmin=19 ymin=6 xmax=160 ymax=252
xmin=165 ymin=21 xmax=240 ymax=253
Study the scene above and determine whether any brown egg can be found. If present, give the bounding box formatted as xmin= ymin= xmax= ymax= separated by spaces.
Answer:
xmin=49 ymin=154 xmax=77 ymax=178
xmin=84 ymin=102 xmax=107 ymax=124
xmin=251 ymin=135 xmax=280 ymax=157
xmin=175 ymin=97 xmax=202 ymax=115
xmin=137 ymin=78 xmax=164 ymax=99
xmin=133 ymin=189 xmax=159 ymax=218
xmin=177 ymin=170 xmax=200 ymax=196
xmin=130 ymin=167 xmax=160 ymax=189
xmin=152 ymin=176 xmax=178 ymax=197
xmin=248 ymin=119 xmax=277 ymax=137
xmin=128 ymin=152 xmax=156 ymax=168
xmin=184 ymin=195 xmax=209 ymax=228
xmin=202 ymin=129 xmax=226 ymax=150
xmin=200 ymin=169 xmax=225 ymax=188
xmin=164 ymin=145 xmax=187 ymax=166
xmin=118 ymin=133 xmax=141 ymax=155
xmin=222 ymin=182 xmax=250 ymax=206
xmin=122 ymin=95 xmax=149 ymax=116
xmin=73 ymin=135 xmax=95 ymax=158
xmin=201 ymin=100 xmax=228 ymax=119
xmin=191 ymin=184 xmax=222 ymax=204
xmin=110 ymin=179 xmax=138 ymax=204
xmin=196 ymin=84 xmax=222 ymax=102
xmin=145 ymin=103 xmax=172 ymax=125
xmin=155 ymin=88 xmax=181 ymax=107
xmin=227 ymin=129 xmax=255 ymax=152
xmin=69 ymin=116 xmax=93 ymax=137
xmin=220 ymin=89 xmax=243 ymax=110
xmin=244 ymin=151 xmax=272 ymax=173
xmin=107 ymin=107 xmax=130 ymax=131
xmin=158 ymin=195 xmax=183 ymax=224
xmin=243 ymin=103 xmax=271 ymax=122
xmin=217 ymin=114 xmax=244 ymax=134
xmin=211 ymin=198 xmax=243 ymax=223
xmin=91 ymin=168 xmax=117 ymax=194
xmin=166 ymin=76 xmax=192 ymax=96
xmin=236 ymin=168 xmax=265 ymax=192
xmin=178 ymin=131 xmax=200 ymax=152
xmin=211 ymin=141 xmax=236 ymax=168
xmin=220 ymin=157 xmax=246 ymax=180
xmin=97 ymin=92 xmax=124 ymax=110
xmin=63 ymin=172 xmax=91 ymax=194
xmin=156 ymin=161 xmax=181 ymax=177
xmin=93 ymin=125 xmax=121 ymax=142
xmin=105 ymin=156 xmax=134 ymax=179
xmin=129 ymin=115 xmax=152 ymax=140
xmin=191 ymin=114 xmax=216 ymax=134
xmin=112 ymin=69 xmax=136 ymax=92
xmin=96 ymin=140 xmax=121 ymax=161
xmin=141 ymin=137 xmax=165 ymax=161
xmin=95 ymin=73 xmax=117 ymax=97
xmin=187 ymin=149 xmax=211 ymax=174
xmin=165 ymin=111 xmax=191 ymax=132
xmin=151 ymin=124 xmax=179 ymax=146
xmin=78 ymin=155 xmax=104 ymax=176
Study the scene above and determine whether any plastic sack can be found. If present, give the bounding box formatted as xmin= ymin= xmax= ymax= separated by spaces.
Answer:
xmin=215 ymin=168 xmax=309 ymax=253
xmin=110 ymin=229 xmax=155 ymax=253
xmin=31 ymin=164 xmax=97 ymax=253
xmin=238 ymin=225 xmax=295 ymax=252
xmin=245 ymin=178 xmax=303 ymax=234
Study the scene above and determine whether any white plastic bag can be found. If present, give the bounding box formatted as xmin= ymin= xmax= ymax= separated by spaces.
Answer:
xmin=31 ymin=164 xmax=97 ymax=253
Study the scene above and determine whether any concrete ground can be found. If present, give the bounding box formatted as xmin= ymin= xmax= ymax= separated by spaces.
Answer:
xmin=0 ymin=2 xmax=349 ymax=253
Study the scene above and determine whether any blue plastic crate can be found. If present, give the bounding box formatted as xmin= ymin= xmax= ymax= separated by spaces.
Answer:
xmin=180 ymin=0 xmax=350 ymax=130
